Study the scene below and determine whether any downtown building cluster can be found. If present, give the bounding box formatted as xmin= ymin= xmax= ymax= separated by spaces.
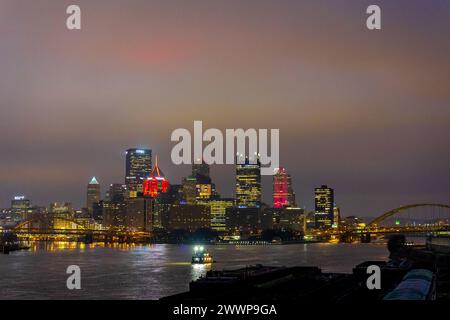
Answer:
xmin=85 ymin=148 xmax=342 ymax=237
xmin=1 ymin=148 xmax=346 ymax=239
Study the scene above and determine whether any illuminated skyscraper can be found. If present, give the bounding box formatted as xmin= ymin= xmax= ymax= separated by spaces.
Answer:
xmin=273 ymin=167 xmax=296 ymax=208
xmin=143 ymin=156 xmax=169 ymax=198
xmin=86 ymin=176 xmax=101 ymax=214
xmin=125 ymin=148 xmax=152 ymax=197
xmin=235 ymin=157 xmax=261 ymax=208
xmin=314 ymin=185 xmax=334 ymax=229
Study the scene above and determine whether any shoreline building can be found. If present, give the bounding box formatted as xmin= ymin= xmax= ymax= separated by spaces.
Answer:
xmin=260 ymin=207 xmax=305 ymax=233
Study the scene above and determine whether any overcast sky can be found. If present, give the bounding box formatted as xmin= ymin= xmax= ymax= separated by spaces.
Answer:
xmin=0 ymin=0 xmax=449 ymax=217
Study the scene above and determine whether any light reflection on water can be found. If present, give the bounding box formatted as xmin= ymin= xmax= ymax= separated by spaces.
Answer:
xmin=0 ymin=242 xmax=388 ymax=300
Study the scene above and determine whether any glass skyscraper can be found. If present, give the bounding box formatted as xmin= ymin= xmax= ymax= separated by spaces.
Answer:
xmin=125 ymin=148 xmax=152 ymax=197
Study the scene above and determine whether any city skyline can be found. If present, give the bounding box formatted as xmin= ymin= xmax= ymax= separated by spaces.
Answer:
xmin=1 ymin=0 xmax=449 ymax=217
xmin=1 ymin=1 xmax=450 ymax=306
xmin=1 ymin=147 xmax=312 ymax=211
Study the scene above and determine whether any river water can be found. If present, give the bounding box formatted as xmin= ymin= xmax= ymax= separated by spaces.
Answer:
xmin=0 ymin=242 xmax=388 ymax=300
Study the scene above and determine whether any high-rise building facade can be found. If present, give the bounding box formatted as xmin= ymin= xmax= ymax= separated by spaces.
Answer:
xmin=107 ymin=184 xmax=127 ymax=202
xmin=162 ymin=204 xmax=210 ymax=231
xmin=103 ymin=200 xmax=127 ymax=229
xmin=125 ymin=148 xmax=152 ymax=197
xmin=142 ymin=156 xmax=169 ymax=198
xmin=86 ymin=176 xmax=101 ymax=214
xmin=273 ymin=167 xmax=296 ymax=209
xmin=235 ymin=157 xmax=261 ymax=208
xmin=182 ymin=162 xmax=216 ymax=204
xmin=225 ymin=207 xmax=260 ymax=234
xmin=314 ymin=185 xmax=334 ymax=229
xmin=182 ymin=176 xmax=198 ymax=204
xmin=210 ymin=199 xmax=234 ymax=231
xmin=125 ymin=197 xmax=153 ymax=232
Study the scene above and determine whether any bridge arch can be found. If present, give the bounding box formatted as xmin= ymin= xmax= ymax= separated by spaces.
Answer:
xmin=368 ymin=203 xmax=450 ymax=227
xmin=13 ymin=215 xmax=88 ymax=231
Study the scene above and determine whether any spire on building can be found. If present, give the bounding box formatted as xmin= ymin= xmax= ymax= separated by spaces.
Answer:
xmin=89 ymin=176 xmax=99 ymax=185
xmin=143 ymin=155 xmax=170 ymax=197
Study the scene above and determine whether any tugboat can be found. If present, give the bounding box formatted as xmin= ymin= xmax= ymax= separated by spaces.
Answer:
xmin=191 ymin=246 xmax=213 ymax=264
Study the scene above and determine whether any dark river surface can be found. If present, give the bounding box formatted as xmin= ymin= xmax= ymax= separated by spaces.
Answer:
xmin=0 ymin=242 xmax=389 ymax=300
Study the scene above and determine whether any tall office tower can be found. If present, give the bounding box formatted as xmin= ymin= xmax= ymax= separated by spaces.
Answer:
xmin=11 ymin=196 xmax=31 ymax=221
xmin=314 ymin=185 xmax=334 ymax=229
xmin=192 ymin=161 xmax=210 ymax=179
xmin=235 ymin=157 xmax=261 ymax=208
xmin=125 ymin=148 xmax=152 ymax=197
xmin=86 ymin=176 xmax=101 ymax=214
xmin=273 ymin=167 xmax=296 ymax=209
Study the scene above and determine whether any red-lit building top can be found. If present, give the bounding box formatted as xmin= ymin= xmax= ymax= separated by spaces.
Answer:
xmin=273 ymin=167 xmax=295 ymax=209
xmin=143 ymin=156 xmax=169 ymax=198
